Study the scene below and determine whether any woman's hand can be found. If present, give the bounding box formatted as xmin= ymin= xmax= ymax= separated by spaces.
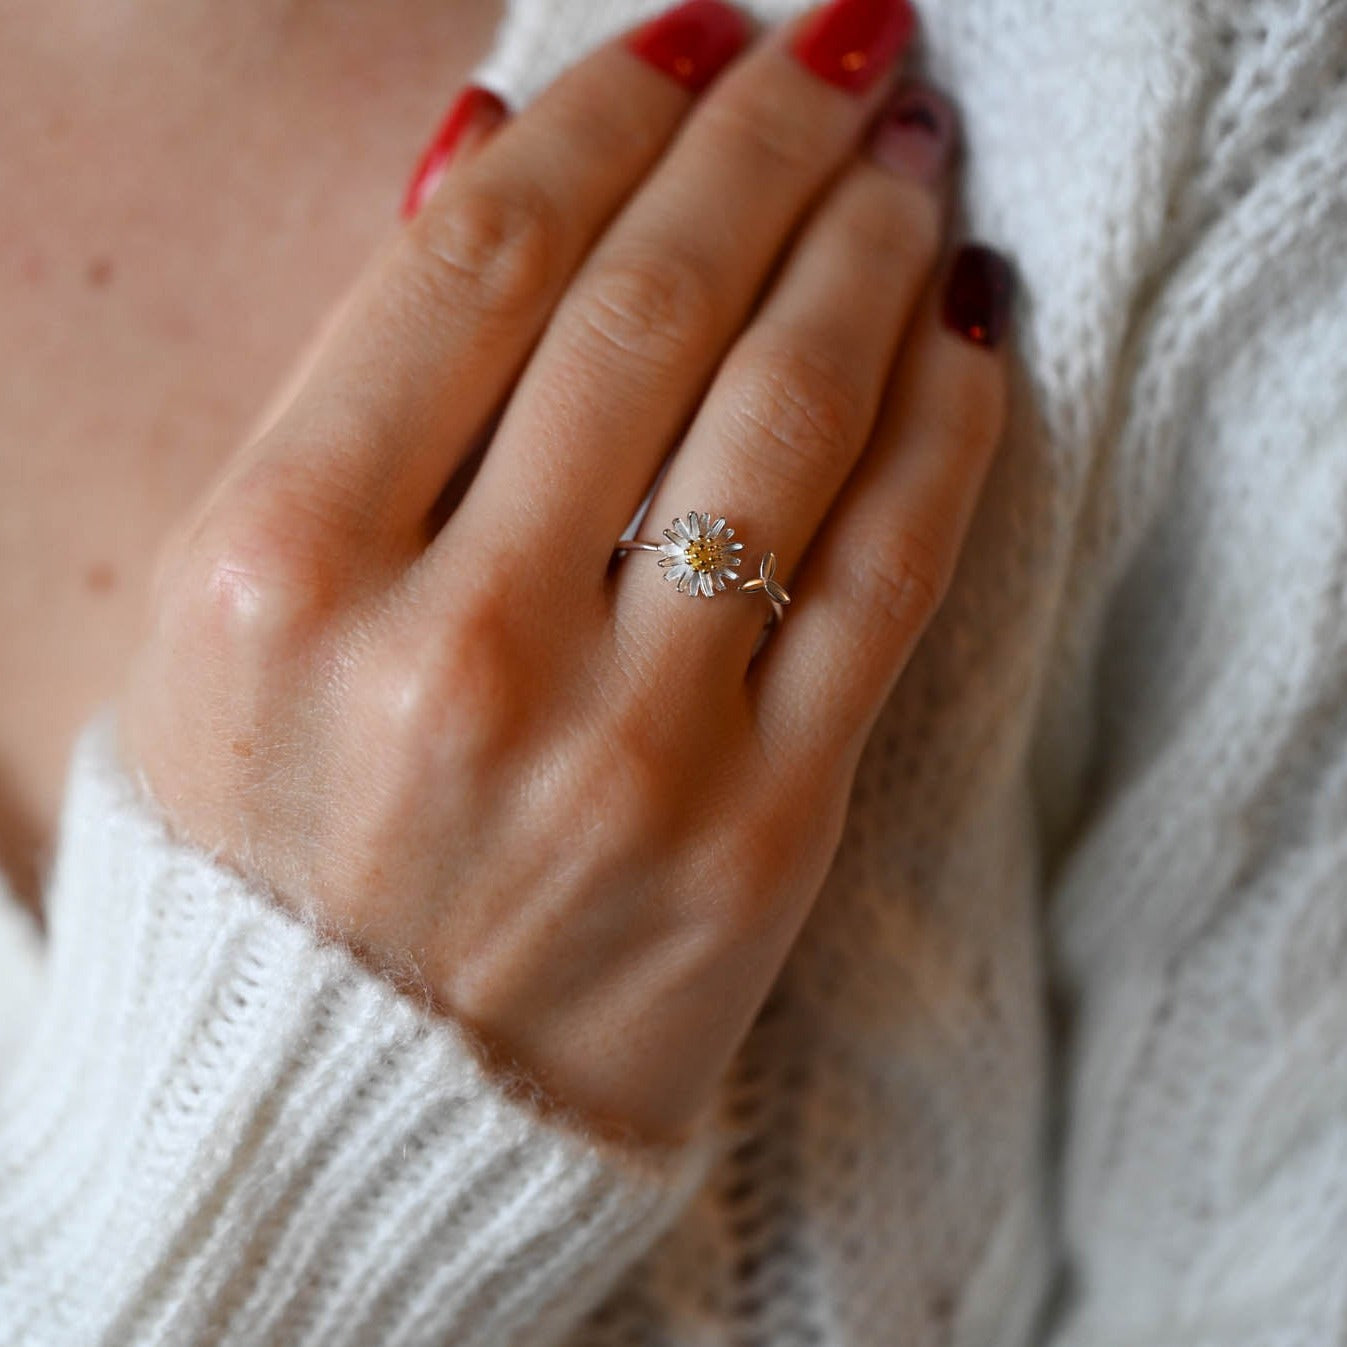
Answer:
xmin=117 ymin=0 xmax=1013 ymax=1148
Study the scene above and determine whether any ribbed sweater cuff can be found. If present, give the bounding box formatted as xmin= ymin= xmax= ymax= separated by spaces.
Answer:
xmin=0 ymin=708 xmax=721 ymax=1347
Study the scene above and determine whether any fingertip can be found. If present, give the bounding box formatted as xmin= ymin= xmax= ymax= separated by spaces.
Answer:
xmin=624 ymin=0 xmax=755 ymax=94
xmin=790 ymin=0 xmax=917 ymax=96
xmin=941 ymin=243 xmax=1017 ymax=351
xmin=400 ymin=85 xmax=512 ymax=222
xmin=866 ymin=81 xmax=960 ymax=188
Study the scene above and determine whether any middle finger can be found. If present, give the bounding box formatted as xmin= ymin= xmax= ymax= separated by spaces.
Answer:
xmin=616 ymin=83 xmax=955 ymax=661
xmin=442 ymin=0 xmax=916 ymax=577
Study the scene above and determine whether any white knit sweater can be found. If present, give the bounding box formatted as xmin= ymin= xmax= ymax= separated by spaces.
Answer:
xmin=3 ymin=1 xmax=1346 ymax=1344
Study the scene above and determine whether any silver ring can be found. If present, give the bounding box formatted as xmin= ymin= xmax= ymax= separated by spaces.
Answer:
xmin=613 ymin=511 xmax=792 ymax=628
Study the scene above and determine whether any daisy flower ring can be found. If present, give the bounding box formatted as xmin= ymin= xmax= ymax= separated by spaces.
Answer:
xmin=612 ymin=511 xmax=791 ymax=629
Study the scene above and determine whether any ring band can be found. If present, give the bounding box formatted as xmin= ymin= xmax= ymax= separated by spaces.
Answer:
xmin=612 ymin=511 xmax=792 ymax=629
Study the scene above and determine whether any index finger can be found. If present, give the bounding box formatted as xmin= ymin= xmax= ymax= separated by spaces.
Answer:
xmin=243 ymin=2 xmax=755 ymax=547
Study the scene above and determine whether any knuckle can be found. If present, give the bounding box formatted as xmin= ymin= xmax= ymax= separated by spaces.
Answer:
xmin=727 ymin=344 xmax=862 ymax=490
xmin=577 ymin=245 xmax=720 ymax=365
xmin=419 ymin=181 xmax=559 ymax=319
xmin=548 ymin=78 xmax=661 ymax=175
xmin=715 ymin=796 xmax=819 ymax=937
xmin=702 ymin=93 xmax=829 ymax=181
xmin=608 ymin=765 xmax=682 ymax=856
xmin=860 ymin=524 xmax=952 ymax=641
xmin=387 ymin=592 xmax=527 ymax=764
xmin=928 ymin=366 xmax=1005 ymax=451
xmin=717 ymin=845 xmax=783 ymax=935
xmin=585 ymin=677 xmax=740 ymax=853
xmin=596 ymin=703 xmax=682 ymax=838
xmin=842 ymin=181 xmax=942 ymax=276
xmin=726 ymin=815 xmax=789 ymax=905
xmin=163 ymin=487 xmax=339 ymax=652
xmin=183 ymin=535 xmax=328 ymax=649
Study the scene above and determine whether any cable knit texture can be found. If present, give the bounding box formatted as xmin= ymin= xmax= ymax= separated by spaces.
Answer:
xmin=2 ymin=0 xmax=1346 ymax=1343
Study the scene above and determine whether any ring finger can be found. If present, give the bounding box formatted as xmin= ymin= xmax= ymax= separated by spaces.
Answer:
xmin=754 ymin=242 xmax=1016 ymax=764
xmin=614 ymin=84 xmax=957 ymax=663
xmin=439 ymin=0 xmax=917 ymax=583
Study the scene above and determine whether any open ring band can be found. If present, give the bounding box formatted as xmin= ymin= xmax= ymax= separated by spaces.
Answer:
xmin=612 ymin=511 xmax=792 ymax=629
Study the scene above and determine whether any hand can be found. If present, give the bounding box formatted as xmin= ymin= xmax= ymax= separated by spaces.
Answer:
xmin=118 ymin=0 xmax=1013 ymax=1148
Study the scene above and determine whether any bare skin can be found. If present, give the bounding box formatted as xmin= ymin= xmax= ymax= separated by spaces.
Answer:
xmin=4 ymin=0 xmax=1009 ymax=1146
xmin=0 ymin=0 xmax=502 ymax=911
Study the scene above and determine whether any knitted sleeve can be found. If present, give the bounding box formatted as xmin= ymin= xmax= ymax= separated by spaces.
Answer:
xmin=1042 ymin=11 xmax=1347 ymax=1342
xmin=0 ymin=708 xmax=721 ymax=1347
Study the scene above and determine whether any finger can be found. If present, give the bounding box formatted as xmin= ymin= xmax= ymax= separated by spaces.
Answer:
xmin=229 ymin=1 xmax=754 ymax=552
xmin=751 ymin=243 xmax=1017 ymax=760
xmin=614 ymin=82 xmax=957 ymax=662
xmin=243 ymin=92 xmax=514 ymax=452
xmin=443 ymin=0 xmax=918 ymax=581
xmin=400 ymin=86 xmax=512 ymax=223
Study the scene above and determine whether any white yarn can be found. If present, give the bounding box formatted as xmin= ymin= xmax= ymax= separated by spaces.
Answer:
xmin=2 ymin=0 xmax=1345 ymax=1343
xmin=0 ymin=887 xmax=40 ymax=1080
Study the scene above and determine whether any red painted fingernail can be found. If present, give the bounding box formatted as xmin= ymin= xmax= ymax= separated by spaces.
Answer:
xmin=792 ymin=0 xmax=915 ymax=94
xmin=626 ymin=0 xmax=752 ymax=93
xmin=400 ymin=85 xmax=509 ymax=221
xmin=868 ymin=83 xmax=958 ymax=184
xmin=943 ymin=244 xmax=1016 ymax=349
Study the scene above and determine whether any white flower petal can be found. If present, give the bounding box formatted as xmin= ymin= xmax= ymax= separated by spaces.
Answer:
xmin=707 ymin=517 xmax=725 ymax=539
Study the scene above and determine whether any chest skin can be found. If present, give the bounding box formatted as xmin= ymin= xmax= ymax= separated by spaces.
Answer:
xmin=0 ymin=0 xmax=501 ymax=910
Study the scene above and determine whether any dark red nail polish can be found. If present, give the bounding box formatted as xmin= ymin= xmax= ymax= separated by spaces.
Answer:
xmin=400 ymin=85 xmax=509 ymax=221
xmin=626 ymin=0 xmax=752 ymax=93
xmin=943 ymin=244 xmax=1016 ymax=349
xmin=868 ymin=83 xmax=958 ymax=183
xmin=792 ymin=0 xmax=915 ymax=94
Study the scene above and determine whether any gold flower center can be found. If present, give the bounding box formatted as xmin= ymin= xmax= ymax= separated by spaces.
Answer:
xmin=684 ymin=539 xmax=727 ymax=573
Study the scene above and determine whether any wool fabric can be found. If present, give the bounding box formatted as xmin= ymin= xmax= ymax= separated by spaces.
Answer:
xmin=2 ymin=0 xmax=1346 ymax=1343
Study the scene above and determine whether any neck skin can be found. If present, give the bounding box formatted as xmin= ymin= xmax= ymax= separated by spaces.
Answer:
xmin=26 ymin=0 xmax=503 ymax=63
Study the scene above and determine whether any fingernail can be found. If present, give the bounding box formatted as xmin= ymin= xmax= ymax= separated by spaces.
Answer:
xmin=867 ymin=83 xmax=957 ymax=184
xmin=625 ymin=0 xmax=752 ymax=93
xmin=943 ymin=244 xmax=1016 ymax=349
xmin=792 ymin=0 xmax=916 ymax=95
xmin=400 ymin=85 xmax=509 ymax=221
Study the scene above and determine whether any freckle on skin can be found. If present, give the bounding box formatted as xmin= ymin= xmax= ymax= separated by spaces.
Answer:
xmin=85 ymin=255 xmax=115 ymax=288
xmin=84 ymin=562 xmax=117 ymax=594
xmin=157 ymin=308 xmax=196 ymax=342
xmin=231 ymin=738 xmax=254 ymax=759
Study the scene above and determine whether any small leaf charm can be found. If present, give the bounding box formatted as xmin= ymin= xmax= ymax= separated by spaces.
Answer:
xmin=740 ymin=552 xmax=791 ymax=606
